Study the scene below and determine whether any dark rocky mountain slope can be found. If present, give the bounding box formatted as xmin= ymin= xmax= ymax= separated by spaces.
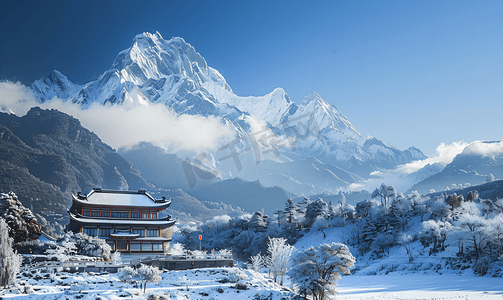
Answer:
xmin=0 ymin=107 xmax=152 ymax=233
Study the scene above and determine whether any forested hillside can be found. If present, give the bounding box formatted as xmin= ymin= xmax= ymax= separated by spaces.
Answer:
xmin=172 ymin=181 xmax=503 ymax=276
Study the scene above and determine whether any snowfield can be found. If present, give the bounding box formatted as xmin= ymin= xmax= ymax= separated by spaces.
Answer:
xmin=0 ymin=267 xmax=295 ymax=300
xmin=1 ymin=267 xmax=502 ymax=299
xmin=336 ymin=274 xmax=503 ymax=299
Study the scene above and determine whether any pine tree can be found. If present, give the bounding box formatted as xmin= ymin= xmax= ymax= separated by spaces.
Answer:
xmin=248 ymin=211 xmax=268 ymax=232
xmin=304 ymin=198 xmax=328 ymax=227
xmin=283 ymin=199 xmax=296 ymax=224
xmin=360 ymin=219 xmax=377 ymax=251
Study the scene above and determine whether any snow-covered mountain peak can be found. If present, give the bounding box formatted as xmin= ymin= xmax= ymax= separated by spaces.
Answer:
xmin=29 ymin=31 xmax=427 ymax=187
xmin=300 ymin=91 xmax=322 ymax=105
xmin=31 ymin=70 xmax=83 ymax=102
xmin=112 ymin=33 xmax=211 ymax=84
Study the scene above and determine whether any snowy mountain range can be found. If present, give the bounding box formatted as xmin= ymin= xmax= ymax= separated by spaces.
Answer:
xmin=409 ymin=140 xmax=503 ymax=194
xmin=30 ymin=31 xmax=426 ymax=195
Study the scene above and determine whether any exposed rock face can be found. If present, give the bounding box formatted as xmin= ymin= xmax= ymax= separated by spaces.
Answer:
xmin=0 ymin=192 xmax=41 ymax=244
xmin=0 ymin=107 xmax=153 ymax=234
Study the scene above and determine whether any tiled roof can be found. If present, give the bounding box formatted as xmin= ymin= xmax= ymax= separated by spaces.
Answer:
xmin=72 ymin=189 xmax=171 ymax=208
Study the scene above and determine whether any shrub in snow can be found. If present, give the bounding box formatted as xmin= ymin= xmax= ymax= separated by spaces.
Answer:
xmin=249 ymin=252 xmax=264 ymax=272
xmin=118 ymin=264 xmax=162 ymax=293
xmin=47 ymin=232 xmax=112 ymax=260
xmin=169 ymin=243 xmax=185 ymax=255
xmin=22 ymin=283 xmax=35 ymax=294
xmin=227 ymin=268 xmax=248 ymax=283
xmin=216 ymin=248 xmax=232 ymax=258
xmin=289 ymin=242 xmax=355 ymax=300
xmin=0 ymin=218 xmax=23 ymax=288
xmin=69 ymin=282 xmax=90 ymax=292
xmin=111 ymin=251 xmax=121 ymax=263
xmin=118 ymin=265 xmax=136 ymax=285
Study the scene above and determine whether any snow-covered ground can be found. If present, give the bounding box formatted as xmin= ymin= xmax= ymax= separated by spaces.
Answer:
xmin=336 ymin=274 xmax=503 ymax=299
xmin=1 ymin=267 xmax=502 ymax=299
xmin=0 ymin=267 xmax=294 ymax=299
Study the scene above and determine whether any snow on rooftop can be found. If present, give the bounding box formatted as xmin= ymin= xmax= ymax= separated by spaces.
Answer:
xmin=78 ymin=189 xmax=170 ymax=208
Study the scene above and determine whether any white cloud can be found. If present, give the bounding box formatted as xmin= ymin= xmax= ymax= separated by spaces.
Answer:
xmin=0 ymin=80 xmax=38 ymax=115
xmin=462 ymin=140 xmax=503 ymax=158
xmin=346 ymin=141 xmax=468 ymax=193
xmin=0 ymin=81 xmax=236 ymax=151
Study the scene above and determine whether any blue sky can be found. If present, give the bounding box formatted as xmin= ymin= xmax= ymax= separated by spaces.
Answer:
xmin=1 ymin=0 xmax=502 ymax=156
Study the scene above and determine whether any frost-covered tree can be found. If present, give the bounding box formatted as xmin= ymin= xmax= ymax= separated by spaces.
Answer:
xmin=457 ymin=214 xmax=488 ymax=257
xmin=304 ymin=198 xmax=328 ymax=227
xmin=390 ymin=193 xmax=413 ymax=220
xmin=355 ymin=199 xmax=376 ymax=218
xmin=289 ymin=243 xmax=355 ymax=300
xmin=296 ymin=197 xmax=311 ymax=216
xmin=0 ymin=192 xmax=41 ymax=243
xmin=429 ymin=198 xmax=451 ymax=219
xmin=283 ymin=199 xmax=297 ymax=224
xmin=372 ymin=221 xmax=395 ymax=255
xmin=135 ymin=264 xmax=162 ymax=293
xmin=419 ymin=220 xmax=441 ymax=249
xmin=398 ymin=233 xmax=414 ymax=261
xmin=488 ymin=215 xmax=503 ymax=256
xmin=248 ymin=211 xmax=268 ymax=232
xmin=0 ymin=218 xmax=23 ymax=287
xmin=360 ymin=219 xmax=377 ymax=251
xmin=372 ymin=183 xmax=396 ymax=214
xmin=264 ymin=237 xmax=295 ymax=286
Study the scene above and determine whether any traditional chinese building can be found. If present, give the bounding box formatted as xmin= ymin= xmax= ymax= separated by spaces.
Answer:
xmin=68 ymin=188 xmax=176 ymax=253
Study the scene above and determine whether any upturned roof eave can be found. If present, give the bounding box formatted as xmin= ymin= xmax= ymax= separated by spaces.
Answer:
xmin=68 ymin=212 xmax=176 ymax=227
xmin=71 ymin=193 xmax=172 ymax=209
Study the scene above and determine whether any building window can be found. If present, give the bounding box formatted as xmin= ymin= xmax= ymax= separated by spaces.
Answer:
xmin=131 ymin=211 xmax=140 ymax=218
xmin=82 ymin=210 xmax=90 ymax=217
xmin=147 ymin=229 xmax=159 ymax=237
xmin=107 ymin=241 xmax=115 ymax=251
xmin=142 ymin=243 xmax=152 ymax=252
xmin=130 ymin=243 xmax=141 ymax=251
xmin=83 ymin=228 xmax=97 ymax=236
xmin=112 ymin=211 xmax=128 ymax=218
xmin=91 ymin=211 xmax=100 ymax=217
xmin=133 ymin=229 xmax=145 ymax=237
xmin=99 ymin=228 xmax=111 ymax=237
xmin=150 ymin=213 xmax=157 ymax=219
xmin=101 ymin=210 xmax=110 ymax=217
xmin=153 ymin=243 xmax=163 ymax=251
xmin=142 ymin=213 xmax=149 ymax=219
